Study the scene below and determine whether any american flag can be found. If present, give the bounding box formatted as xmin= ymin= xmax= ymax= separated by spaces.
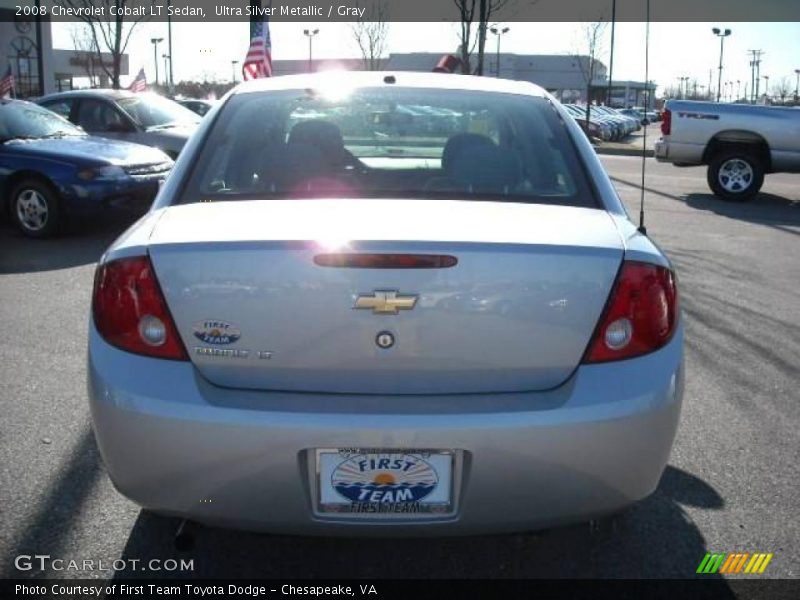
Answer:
xmin=0 ymin=65 xmax=15 ymax=98
xmin=128 ymin=68 xmax=147 ymax=93
xmin=242 ymin=16 xmax=273 ymax=80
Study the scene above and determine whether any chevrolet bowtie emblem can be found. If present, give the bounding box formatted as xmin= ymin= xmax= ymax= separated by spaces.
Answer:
xmin=354 ymin=290 xmax=418 ymax=315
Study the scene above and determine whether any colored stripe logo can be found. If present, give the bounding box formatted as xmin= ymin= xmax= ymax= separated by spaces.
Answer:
xmin=696 ymin=552 xmax=773 ymax=574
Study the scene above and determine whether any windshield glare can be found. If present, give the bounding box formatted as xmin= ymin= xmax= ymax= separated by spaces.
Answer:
xmin=0 ymin=102 xmax=85 ymax=140
xmin=180 ymin=87 xmax=596 ymax=208
xmin=117 ymin=93 xmax=200 ymax=129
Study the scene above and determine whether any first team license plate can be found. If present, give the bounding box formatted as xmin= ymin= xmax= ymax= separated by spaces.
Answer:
xmin=317 ymin=449 xmax=453 ymax=515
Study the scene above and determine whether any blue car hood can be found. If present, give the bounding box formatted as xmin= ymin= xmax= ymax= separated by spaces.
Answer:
xmin=6 ymin=135 xmax=170 ymax=166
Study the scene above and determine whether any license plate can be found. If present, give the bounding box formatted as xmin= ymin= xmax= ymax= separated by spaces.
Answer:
xmin=317 ymin=449 xmax=453 ymax=515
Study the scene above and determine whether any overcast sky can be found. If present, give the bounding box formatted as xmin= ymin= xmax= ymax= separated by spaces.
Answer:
xmin=52 ymin=21 xmax=800 ymax=96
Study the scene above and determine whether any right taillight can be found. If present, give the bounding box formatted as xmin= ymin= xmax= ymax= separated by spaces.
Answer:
xmin=660 ymin=108 xmax=671 ymax=135
xmin=92 ymin=256 xmax=188 ymax=360
xmin=583 ymin=261 xmax=678 ymax=363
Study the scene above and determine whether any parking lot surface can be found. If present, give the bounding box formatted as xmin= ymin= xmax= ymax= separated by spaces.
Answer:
xmin=1 ymin=157 xmax=798 ymax=580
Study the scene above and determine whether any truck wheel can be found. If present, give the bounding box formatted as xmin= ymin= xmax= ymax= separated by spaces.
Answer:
xmin=707 ymin=151 xmax=764 ymax=201
xmin=9 ymin=178 xmax=61 ymax=238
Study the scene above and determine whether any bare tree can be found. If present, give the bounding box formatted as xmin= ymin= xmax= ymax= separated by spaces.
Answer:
xmin=573 ymin=21 xmax=608 ymax=129
xmin=69 ymin=24 xmax=100 ymax=88
xmin=453 ymin=0 xmax=519 ymax=75
xmin=53 ymin=0 xmax=152 ymax=89
xmin=772 ymin=76 xmax=792 ymax=105
xmin=351 ymin=0 xmax=389 ymax=71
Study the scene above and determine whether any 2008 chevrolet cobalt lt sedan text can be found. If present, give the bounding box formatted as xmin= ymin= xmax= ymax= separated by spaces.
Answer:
xmin=88 ymin=72 xmax=683 ymax=536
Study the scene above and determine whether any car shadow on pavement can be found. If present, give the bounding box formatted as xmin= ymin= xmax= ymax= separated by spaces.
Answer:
xmin=684 ymin=193 xmax=800 ymax=238
xmin=0 ymin=216 xmax=133 ymax=275
xmin=112 ymin=466 xmax=732 ymax=584
xmin=0 ymin=427 xmax=105 ymax=578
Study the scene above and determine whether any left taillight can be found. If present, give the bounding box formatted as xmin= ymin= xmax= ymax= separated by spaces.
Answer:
xmin=582 ymin=261 xmax=679 ymax=364
xmin=92 ymin=256 xmax=188 ymax=360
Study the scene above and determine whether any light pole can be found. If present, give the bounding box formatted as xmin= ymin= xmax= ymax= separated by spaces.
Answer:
xmin=162 ymin=54 xmax=170 ymax=88
xmin=712 ymin=27 xmax=731 ymax=102
xmin=606 ymin=0 xmax=616 ymax=105
xmin=794 ymin=69 xmax=799 ymax=103
xmin=231 ymin=60 xmax=239 ymax=85
xmin=303 ymin=29 xmax=319 ymax=73
xmin=678 ymin=76 xmax=689 ymax=99
xmin=735 ymin=80 xmax=741 ymax=101
xmin=763 ymin=75 xmax=770 ymax=102
xmin=167 ymin=0 xmax=174 ymax=89
xmin=489 ymin=26 xmax=510 ymax=77
xmin=151 ymin=37 xmax=164 ymax=86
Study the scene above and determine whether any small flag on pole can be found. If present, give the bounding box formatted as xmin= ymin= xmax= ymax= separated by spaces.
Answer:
xmin=0 ymin=65 xmax=15 ymax=98
xmin=128 ymin=68 xmax=147 ymax=93
xmin=243 ymin=3 xmax=273 ymax=80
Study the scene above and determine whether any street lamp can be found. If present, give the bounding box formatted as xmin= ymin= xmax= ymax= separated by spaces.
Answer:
xmin=303 ymin=29 xmax=319 ymax=73
xmin=763 ymin=75 xmax=770 ymax=102
xmin=794 ymin=69 xmax=799 ymax=103
xmin=736 ymin=79 xmax=741 ymax=102
xmin=231 ymin=60 xmax=239 ymax=85
xmin=679 ymin=76 xmax=689 ymax=99
xmin=151 ymin=37 xmax=164 ymax=86
xmin=489 ymin=26 xmax=510 ymax=78
xmin=162 ymin=54 xmax=170 ymax=87
xmin=711 ymin=27 xmax=731 ymax=102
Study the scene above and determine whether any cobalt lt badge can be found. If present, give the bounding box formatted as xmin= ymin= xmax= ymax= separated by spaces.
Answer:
xmin=376 ymin=331 xmax=395 ymax=349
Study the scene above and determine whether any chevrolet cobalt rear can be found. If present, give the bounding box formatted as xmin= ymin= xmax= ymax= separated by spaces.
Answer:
xmin=88 ymin=73 xmax=683 ymax=535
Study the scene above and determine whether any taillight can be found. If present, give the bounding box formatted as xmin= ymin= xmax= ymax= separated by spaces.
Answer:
xmin=92 ymin=256 xmax=188 ymax=360
xmin=583 ymin=261 xmax=678 ymax=363
xmin=660 ymin=108 xmax=671 ymax=136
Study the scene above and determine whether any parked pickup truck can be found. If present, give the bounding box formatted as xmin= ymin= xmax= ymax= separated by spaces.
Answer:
xmin=655 ymin=100 xmax=800 ymax=200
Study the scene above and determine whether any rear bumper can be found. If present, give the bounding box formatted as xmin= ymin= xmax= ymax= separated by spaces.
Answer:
xmin=654 ymin=138 xmax=704 ymax=165
xmin=88 ymin=321 xmax=684 ymax=536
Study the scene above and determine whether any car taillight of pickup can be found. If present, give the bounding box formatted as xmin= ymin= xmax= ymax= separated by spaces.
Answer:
xmin=654 ymin=100 xmax=800 ymax=201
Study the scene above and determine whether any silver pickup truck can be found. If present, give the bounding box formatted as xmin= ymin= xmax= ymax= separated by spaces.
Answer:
xmin=655 ymin=100 xmax=800 ymax=200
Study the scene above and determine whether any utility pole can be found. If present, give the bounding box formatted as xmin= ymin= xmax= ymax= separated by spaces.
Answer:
xmin=748 ymin=49 xmax=763 ymax=104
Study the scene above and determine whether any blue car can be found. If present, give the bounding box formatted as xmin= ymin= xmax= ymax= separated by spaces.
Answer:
xmin=0 ymin=99 xmax=173 ymax=237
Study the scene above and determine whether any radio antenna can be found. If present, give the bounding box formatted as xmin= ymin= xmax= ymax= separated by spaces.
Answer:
xmin=638 ymin=0 xmax=650 ymax=235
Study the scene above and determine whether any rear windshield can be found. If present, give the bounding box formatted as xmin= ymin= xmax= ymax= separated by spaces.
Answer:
xmin=178 ymin=87 xmax=596 ymax=207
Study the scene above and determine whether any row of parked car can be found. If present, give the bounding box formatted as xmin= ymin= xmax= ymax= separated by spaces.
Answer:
xmin=0 ymin=89 xmax=215 ymax=237
xmin=563 ymin=104 xmax=661 ymax=143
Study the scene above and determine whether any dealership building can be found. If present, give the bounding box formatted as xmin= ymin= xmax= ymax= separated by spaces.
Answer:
xmin=0 ymin=2 xmax=128 ymax=98
xmin=272 ymin=53 xmax=656 ymax=108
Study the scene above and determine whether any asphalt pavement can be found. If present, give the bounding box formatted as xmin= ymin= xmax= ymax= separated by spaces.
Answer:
xmin=0 ymin=158 xmax=798 ymax=581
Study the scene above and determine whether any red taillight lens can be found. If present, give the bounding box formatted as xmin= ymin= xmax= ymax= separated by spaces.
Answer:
xmin=660 ymin=108 xmax=671 ymax=135
xmin=92 ymin=256 xmax=188 ymax=360
xmin=583 ymin=261 xmax=678 ymax=363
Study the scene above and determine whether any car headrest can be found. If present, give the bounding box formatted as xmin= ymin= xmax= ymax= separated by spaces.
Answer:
xmin=449 ymin=144 xmax=522 ymax=193
xmin=441 ymin=133 xmax=496 ymax=174
xmin=288 ymin=120 xmax=344 ymax=154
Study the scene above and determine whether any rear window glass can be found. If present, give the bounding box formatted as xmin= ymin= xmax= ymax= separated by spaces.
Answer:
xmin=178 ymin=87 xmax=596 ymax=208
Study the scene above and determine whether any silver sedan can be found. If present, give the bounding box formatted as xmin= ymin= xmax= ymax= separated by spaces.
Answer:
xmin=88 ymin=72 xmax=683 ymax=535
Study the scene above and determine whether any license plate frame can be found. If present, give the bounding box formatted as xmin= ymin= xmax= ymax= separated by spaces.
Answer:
xmin=315 ymin=448 xmax=454 ymax=516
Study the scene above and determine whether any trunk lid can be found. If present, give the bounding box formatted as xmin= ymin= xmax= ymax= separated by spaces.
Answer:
xmin=148 ymin=199 xmax=624 ymax=394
